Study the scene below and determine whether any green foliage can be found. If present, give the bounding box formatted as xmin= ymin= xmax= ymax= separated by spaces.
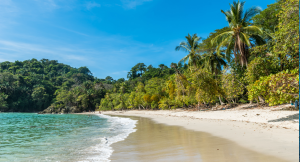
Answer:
xmin=158 ymin=97 xmax=170 ymax=110
xmin=221 ymin=70 xmax=244 ymax=103
xmin=239 ymin=98 xmax=248 ymax=104
xmin=32 ymin=86 xmax=50 ymax=111
xmin=151 ymin=101 xmax=158 ymax=109
xmin=97 ymin=0 xmax=298 ymax=111
xmin=0 ymin=93 xmax=8 ymax=111
xmin=191 ymin=68 xmax=222 ymax=103
xmin=245 ymin=57 xmax=280 ymax=84
xmin=252 ymin=1 xmax=281 ymax=32
xmin=0 ymin=59 xmax=107 ymax=112
xmin=272 ymin=0 xmax=299 ymax=70
xmin=248 ymin=69 xmax=299 ymax=106
xmin=175 ymin=34 xmax=202 ymax=68
xmin=127 ymin=63 xmax=147 ymax=80
xmin=212 ymin=1 xmax=264 ymax=67
xmin=144 ymin=78 xmax=165 ymax=96
xmin=143 ymin=94 xmax=152 ymax=104
xmin=2 ymin=0 xmax=294 ymax=112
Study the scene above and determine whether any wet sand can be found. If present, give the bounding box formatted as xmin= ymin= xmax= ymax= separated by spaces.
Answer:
xmin=100 ymin=107 xmax=299 ymax=162
xmin=109 ymin=116 xmax=289 ymax=162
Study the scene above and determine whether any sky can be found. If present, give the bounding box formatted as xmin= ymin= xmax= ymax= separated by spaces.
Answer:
xmin=0 ymin=0 xmax=276 ymax=80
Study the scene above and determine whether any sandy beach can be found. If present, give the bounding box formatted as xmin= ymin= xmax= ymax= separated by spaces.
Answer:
xmin=109 ymin=116 xmax=291 ymax=162
xmin=97 ymin=104 xmax=299 ymax=162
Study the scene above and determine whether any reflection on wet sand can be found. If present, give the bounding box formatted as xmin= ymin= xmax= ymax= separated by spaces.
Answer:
xmin=110 ymin=116 xmax=288 ymax=162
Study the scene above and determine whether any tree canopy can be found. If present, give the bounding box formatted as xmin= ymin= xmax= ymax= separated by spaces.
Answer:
xmin=0 ymin=0 xmax=298 ymax=113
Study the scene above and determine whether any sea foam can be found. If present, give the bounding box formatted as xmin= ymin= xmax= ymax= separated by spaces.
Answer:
xmin=84 ymin=115 xmax=137 ymax=162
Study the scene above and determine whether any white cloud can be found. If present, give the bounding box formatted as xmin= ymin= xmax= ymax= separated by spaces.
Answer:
xmin=0 ymin=40 xmax=90 ymax=63
xmin=121 ymin=0 xmax=152 ymax=9
xmin=86 ymin=1 xmax=101 ymax=10
xmin=62 ymin=54 xmax=87 ymax=61
xmin=112 ymin=70 xmax=128 ymax=75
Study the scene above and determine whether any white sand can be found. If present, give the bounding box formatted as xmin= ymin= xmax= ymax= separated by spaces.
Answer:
xmin=102 ymin=104 xmax=299 ymax=162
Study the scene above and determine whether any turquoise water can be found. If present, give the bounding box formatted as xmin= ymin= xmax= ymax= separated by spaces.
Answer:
xmin=0 ymin=113 xmax=137 ymax=162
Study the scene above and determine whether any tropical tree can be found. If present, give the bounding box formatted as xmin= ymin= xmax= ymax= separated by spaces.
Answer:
xmin=175 ymin=34 xmax=202 ymax=68
xmin=105 ymin=76 xmax=114 ymax=83
xmin=212 ymin=0 xmax=264 ymax=67
xmin=199 ymin=40 xmax=227 ymax=76
xmin=272 ymin=0 xmax=299 ymax=70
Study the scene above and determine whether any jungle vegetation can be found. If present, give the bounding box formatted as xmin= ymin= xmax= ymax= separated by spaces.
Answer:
xmin=0 ymin=58 xmax=111 ymax=112
xmin=0 ymin=0 xmax=298 ymax=112
xmin=99 ymin=0 xmax=299 ymax=110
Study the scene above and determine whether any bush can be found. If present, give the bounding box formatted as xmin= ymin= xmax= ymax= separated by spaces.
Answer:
xmin=248 ymin=69 xmax=299 ymax=106
xmin=151 ymin=101 xmax=158 ymax=109
xmin=239 ymin=99 xmax=248 ymax=104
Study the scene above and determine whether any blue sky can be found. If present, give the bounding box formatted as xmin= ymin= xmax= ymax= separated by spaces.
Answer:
xmin=1 ymin=0 xmax=275 ymax=80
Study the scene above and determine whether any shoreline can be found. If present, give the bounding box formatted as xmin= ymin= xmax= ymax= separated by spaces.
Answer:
xmin=93 ymin=104 xmax=299 ymax=162
xmin=108 ymin=115 xmax=289 ymax=162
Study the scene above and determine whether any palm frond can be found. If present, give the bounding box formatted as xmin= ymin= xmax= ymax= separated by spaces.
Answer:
xmin=242 ymin=6 xmax=261 ymax=23
xmin=215 ymin=34 xmax=233 ymax=54
xmin=211 ymin=31 xmax=234 ymax=46
xmin=242 ymin=25 xmax=263 ymax=35
xmin=175 ymin=42 xmax=191 ymax=52
xmin=179 ymin=55 xmax=189 ymax=64
xmin=240 ymin=32 xmax=251 ymax=46
xmin=251 ymin=34 xmax=266 ymax=46
xmin=237 ymin=1 xmax=245 ymax=23
xmin=229 ymin=3 xmax=237 ymax=24
xmin=185 ymin=34 xmax=195 ymax=49
xmin=225 ymin=40 xmax=234 ymax=62
xmin=221 ymin=10 xmax=233 ymax=24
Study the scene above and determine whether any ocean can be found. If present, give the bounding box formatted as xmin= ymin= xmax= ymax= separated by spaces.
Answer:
xmin=0 ymin=113 xmax=137 ymax=162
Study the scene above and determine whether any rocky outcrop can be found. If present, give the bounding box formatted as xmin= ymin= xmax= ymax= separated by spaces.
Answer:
xmin=38 ymin=106 xmax=80 ymax=114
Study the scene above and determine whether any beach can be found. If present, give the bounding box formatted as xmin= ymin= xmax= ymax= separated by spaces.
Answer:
xmin=98 ymin=104 xmax=299 ymax=162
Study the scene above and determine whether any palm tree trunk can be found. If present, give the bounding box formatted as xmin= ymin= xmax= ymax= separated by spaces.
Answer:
xmin=234 ymin=40 xmax=238 ymax=63
xmin=236 ymin=34 xmax=248 ymax=67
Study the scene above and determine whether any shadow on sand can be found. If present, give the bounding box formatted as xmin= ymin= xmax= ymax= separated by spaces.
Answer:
xmin=268 ymin=113 xmax=299 ymax=122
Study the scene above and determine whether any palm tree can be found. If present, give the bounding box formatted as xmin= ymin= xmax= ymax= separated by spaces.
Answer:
xmin=175 ymin=34 xmax=202 ymax=68
xmin=197 ymin=38 xmax=227 ymax=76
xmin=203 ymin=52 xmax=227 ymax=76
xmin=212 ymin=0 xmax=264 ymax=67
xmin=196 ymin=39 xmax=228 ymax=105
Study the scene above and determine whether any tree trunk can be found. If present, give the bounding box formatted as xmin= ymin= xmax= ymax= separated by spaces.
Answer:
xmin=236 ymin=35 xmax=248 ymax=67
xmin=219 ymin=96 xmax=225 ymax=105
xmin=226 ymin=98 xmax=231 ymax=104
xmin=250 ymin=100 xmax=253 ymax=104
xmin=258 ymin=96 xmax=265 ymax=103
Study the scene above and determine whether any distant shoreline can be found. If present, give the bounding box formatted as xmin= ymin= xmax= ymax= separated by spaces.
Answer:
xmin=84 ymin=104 xmax=299 ymax=162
